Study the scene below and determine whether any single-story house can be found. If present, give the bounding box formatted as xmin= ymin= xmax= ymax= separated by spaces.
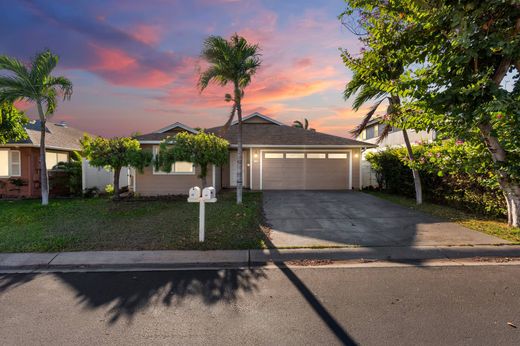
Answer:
xmin=132 ymin=112 xmax=376 ymax=196
xmin=1 ymin=120 xmax=85 ymax=198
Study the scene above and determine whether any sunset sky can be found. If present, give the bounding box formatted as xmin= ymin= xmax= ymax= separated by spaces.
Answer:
xmin=1 ymin=0 xmax=366 ymax=137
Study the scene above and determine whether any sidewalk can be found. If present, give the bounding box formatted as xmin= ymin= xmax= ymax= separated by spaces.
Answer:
xmin=2 ymin=245 xmax=520 ymax=272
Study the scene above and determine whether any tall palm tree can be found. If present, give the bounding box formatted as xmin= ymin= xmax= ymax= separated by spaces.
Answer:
xmin=345 ymin=74 xmax=423 ymax=205
xmin=0 ymin=50 xmax=73 ymax=205
xmin=198 ymin=34 xmax=261 ymax=204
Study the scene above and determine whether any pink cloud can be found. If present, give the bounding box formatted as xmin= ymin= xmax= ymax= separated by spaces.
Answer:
xmin=131 ymin=24 xmax=161 ymax=45
xmin=87 ymin=43 xmax=176 ymax=88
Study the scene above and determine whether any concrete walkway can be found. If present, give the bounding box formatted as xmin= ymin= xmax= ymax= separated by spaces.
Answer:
xmin=2 ymin=245 xmax=520 ymax=271
xmin=263 ymin=191 xmax=508 ymax=247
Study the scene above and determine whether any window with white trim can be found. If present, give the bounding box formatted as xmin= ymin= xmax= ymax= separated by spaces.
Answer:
xmin=328 ymin=153 xmax=348 ymax=159
xmin=286 ymin=153 xmax=305 ymax=159
xmin=45 ymin=151 xmax=69 ymax=170
xmin=306 ymin=153 xmax=326 ymax=159
xmin=0 ymin=149 xmax=21 ymax=177
xmin=153 ymin=146 xmax=195 ymax=174
xmin=265 ymin=153 xmax=284 ymax=159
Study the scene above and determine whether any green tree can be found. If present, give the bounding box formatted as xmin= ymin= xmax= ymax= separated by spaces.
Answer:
xmin=198 ymin=34 xmax=261 ymax=204
xmin=340 ymin=6 xmax=423 ymax=204
xmin=342 ymin=1 xmax=520 ymax=227
xmin=0 ymin=102 xmax=28 ymax=144
xmin=156 ymin=131 xmax=229 ymax=188
xmin=292 ymin=118 xmax=315 ymax=131
xmin=81 ymin=135 xmax=152 ymax=200
xmin=0 ymin=50 xmax=73 ymax=205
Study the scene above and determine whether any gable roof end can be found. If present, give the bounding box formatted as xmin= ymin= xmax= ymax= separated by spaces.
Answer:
xmin=231 ymin=112 xmax=284 ymax=126
xmin=154 ymin=122 xmax=198 ymax=134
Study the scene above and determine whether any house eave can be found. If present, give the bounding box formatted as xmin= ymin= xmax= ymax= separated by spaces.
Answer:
xmin=228 ymin=144 xmax=377 ymax=148
xmin=0 ymin=143 xmax=80 ymax=151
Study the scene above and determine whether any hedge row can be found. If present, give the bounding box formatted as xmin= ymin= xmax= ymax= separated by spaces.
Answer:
xmin=365 ymin=141 xmax=507 ymax=218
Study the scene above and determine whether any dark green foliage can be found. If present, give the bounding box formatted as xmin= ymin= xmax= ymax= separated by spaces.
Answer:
xmin=156 ymin=131 xmax=229 ymax=186
xmin=0 ymin=102 xmax=28 ymax=144
xmin=366 ymin=142 xmax=507 ymax=218
xmin=53 ymin=161 xmax=82 ymax=196
xmin=81 ymin=135 xmax=152 ymax=199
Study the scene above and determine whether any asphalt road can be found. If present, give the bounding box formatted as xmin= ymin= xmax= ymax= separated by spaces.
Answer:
xmin=1 ymin=265 xmax=520 ymax=345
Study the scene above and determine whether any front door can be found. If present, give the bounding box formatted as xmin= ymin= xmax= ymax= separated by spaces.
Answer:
xmin=229 ymin=150 xmax=248 ymax=187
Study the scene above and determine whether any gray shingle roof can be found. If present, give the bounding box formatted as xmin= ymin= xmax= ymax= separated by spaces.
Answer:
xmin=136 ymin=123 xmax=375 ymax=147
xmin=207 ymin=123 xmax=375 ymax=147
xmin=5 ymin=120 xmax=88 ymax=151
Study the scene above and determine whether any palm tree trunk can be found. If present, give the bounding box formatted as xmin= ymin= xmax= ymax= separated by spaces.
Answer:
xmin=36 ymin=101 xmax=49 ymax=206
xmin=402 ymin=129 xmax=423 ymax=205
xmin=234 ymin=84 xmax=243 ymax=204
xmin=113 ymin=166 xmax=121 ymax=200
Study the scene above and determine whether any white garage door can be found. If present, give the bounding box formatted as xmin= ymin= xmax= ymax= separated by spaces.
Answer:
xmin=261 ymin=151 xmax=351 ymax=190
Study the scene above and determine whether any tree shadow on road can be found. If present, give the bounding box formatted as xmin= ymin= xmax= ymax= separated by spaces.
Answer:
xmin=53 ymin=268 xmax=266 ymax=325
xmin=0 ymin=273 xmax=37 ymax=293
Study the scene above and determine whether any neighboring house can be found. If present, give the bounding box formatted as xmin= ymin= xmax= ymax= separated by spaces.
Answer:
xmin=0 ymin=120 xmax=84 ymax=198
xmin=0 ymin=120 xmax=123 ymax=198
xmin=132 ymin=112 xmax=376 ymax=196
xmin=357 ymin=117 xmax=436 ymax=187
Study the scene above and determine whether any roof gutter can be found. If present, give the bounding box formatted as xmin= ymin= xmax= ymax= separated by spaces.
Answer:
xmin=228 ymin=144 xmax=377 ymax=148
xmin=0 ymin=143 xmax=81 ymax=151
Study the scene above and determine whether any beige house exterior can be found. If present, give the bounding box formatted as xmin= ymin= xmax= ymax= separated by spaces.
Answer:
xmin=132 ymin=113 xmax=375 ymax=196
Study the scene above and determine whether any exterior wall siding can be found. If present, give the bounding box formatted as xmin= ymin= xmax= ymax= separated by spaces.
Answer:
xmin=133 ymin=145 xmax=364 ymax=195
xmin=0 ymin=146 xmax=73 ymax=198
xmin=134 ymin=144 xmax=202 ymax=196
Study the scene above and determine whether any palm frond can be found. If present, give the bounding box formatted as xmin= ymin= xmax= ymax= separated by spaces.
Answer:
xmin=198 ymin=66 xmax=228 ymax=91
xmin=350 ymin=98 xmax=385 ymax=137
xmin=0 ymin=90 xmax=29 ymax=104
xmin=292 ymin=120 xmax=303 ymax=128
xmin=0 ymin=76 xmax=27 ymax=91
xmin=47 ymin=76 xmax=73 ymax=100
xmin=376 ymin=124 xmax=393 ymax=144
xmin=0 ymin=55 xmax=30 ymax=79
xmin=30 ymin=50 xmax=58 ymax=85
xmin=199 ymin=34 xmax=261 ymax=94
xmin=352 ymin=85 xmax=386 ymax=110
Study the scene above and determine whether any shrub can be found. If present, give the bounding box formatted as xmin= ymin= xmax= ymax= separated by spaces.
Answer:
xmin=366 ymin=140 xmax=507 ymax=218
xmin=52 ymin=161 xmax=82 ymax=196
xmin=105 ymin=184 xmax=114 ymax=195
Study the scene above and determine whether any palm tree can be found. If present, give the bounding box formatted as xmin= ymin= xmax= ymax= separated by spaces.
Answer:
xmin=198 ymin=34 xmax=261 ymax=204
xmin=292 ymin=118 xmax=314 ymax=131
xmin=0 ymin=50 xmax=73 ymax=205
xmin=345 ymin=74 xmax=423 ymax=205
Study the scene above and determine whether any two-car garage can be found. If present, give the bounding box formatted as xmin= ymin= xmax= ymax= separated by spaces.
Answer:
xmin=260 ymin=151 xmax=352 ymax=190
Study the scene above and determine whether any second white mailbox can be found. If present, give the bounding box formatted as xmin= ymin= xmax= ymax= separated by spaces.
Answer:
xmin=202 ymin=187 xmax=216 ymax=200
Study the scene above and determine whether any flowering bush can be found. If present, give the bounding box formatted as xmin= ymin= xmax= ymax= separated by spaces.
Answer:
xmin=366 ymin=140 xmax=507 ymax=217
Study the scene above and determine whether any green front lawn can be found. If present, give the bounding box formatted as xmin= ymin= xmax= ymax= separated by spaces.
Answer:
xmin=365 ymin=191 xmax=520 ymax=243
xmin=0 ymin=191 xmax=267 ymax=252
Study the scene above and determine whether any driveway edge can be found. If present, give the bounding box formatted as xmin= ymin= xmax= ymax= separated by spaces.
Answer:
xmin=1 ymin=245 xmax=520 ymax=272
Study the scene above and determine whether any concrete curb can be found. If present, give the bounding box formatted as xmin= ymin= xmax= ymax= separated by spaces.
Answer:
xmin=0 ymin=250 xmax=249 ymax=271
xmin=1 ymin=245 xmax=520 ymax=271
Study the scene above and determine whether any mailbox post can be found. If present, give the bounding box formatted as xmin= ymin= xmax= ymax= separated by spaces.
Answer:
xmin=188 ymin=186 xmax=217 ymax=242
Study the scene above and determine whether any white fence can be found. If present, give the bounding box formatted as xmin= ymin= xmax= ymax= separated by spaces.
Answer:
xmin=81 ymin=159 xmax=129 ymax=191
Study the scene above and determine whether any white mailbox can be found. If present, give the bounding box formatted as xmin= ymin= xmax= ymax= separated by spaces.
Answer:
xmin=187 ymin=186 xmax=218 ymax=242
xmin=202 ymin=187 xmax=216 ymax=201
xmin=188 ymin=186 xmax=201 ymax=201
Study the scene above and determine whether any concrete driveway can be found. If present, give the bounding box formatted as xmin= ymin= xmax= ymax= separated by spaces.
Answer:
xmin=263 ymin=191 xmax=508 ymax=247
